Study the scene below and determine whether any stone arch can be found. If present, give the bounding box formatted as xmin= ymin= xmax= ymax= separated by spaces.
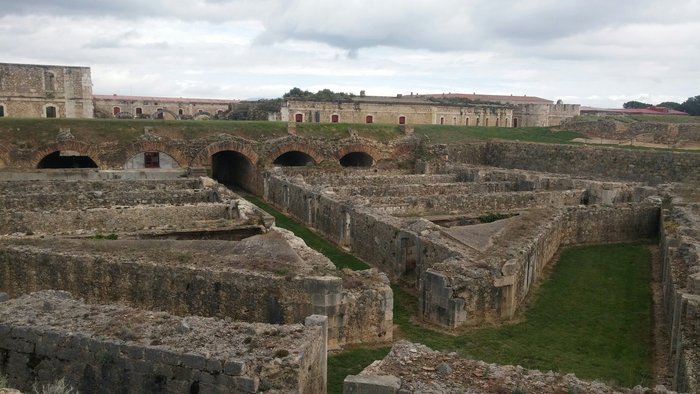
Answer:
xmin=122 ymin=141 xmax=188 ymax=169
xmin=31 ymin=140 xmax=104 ymax=169
xmin=152 ymin=109 xmax=180 ymax=120
xmin=192 ymin=140 xmax=259 ymax=168
xmin=266 ymin=141 xmax=324 ymax=166
xmin=336 ymin=143 xmax=382 ymax=167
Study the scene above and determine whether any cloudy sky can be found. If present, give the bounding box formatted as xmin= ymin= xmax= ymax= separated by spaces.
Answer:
xmin=2 ymin=0 xmax=698 ymax=107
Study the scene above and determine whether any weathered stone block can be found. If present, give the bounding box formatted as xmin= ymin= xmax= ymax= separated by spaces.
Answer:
xmin=343 ymin=375 xmax=401 ymax=394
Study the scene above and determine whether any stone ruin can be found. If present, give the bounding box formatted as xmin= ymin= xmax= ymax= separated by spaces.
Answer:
xmin=0 ymin=177 xmax=391 ymax=393
xmin=0 ymin=134 xmax=700 ymax=393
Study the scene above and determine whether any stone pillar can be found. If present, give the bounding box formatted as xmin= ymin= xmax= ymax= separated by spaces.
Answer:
xmin=305 ymin=315 xmax=328 ymax=394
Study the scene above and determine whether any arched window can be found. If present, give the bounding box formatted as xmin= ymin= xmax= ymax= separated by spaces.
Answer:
xmin=465 ymin=117 xmax=469 ymax=126
xmin=46 ymin=106 xmax=56 ymax=118
xmin=476 ymin=118 xmax=480 ymax=126
xmin=178 ymin=109 xmax=184 ymax=115
xmin=398 ymin=115 xmax=406 ymax=125
xmin=113 ymin=106 xmax=121 ymax=116
xmin=0 ymin=104 xmax=5 ymax=117
xmin=513 ymin=118 xmax=518 ymax=128
xmin=440 ymin=117 xmax=444 ymax=125
xmin=135 ymin=107 xmax=143 ymax=116
xmin=295 ymin=113 xmax=303 ymax=122
xmin=331 ymin=114 xmax=339 ymax=123
xmin=365 ymin=115 xmax=373 ymax=124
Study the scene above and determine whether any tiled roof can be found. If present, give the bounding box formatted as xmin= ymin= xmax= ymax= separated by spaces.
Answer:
xmin=424 ymin=93 xmax=553 ymax=104
xmin=580 ymin=106 xmax=688 ymax=116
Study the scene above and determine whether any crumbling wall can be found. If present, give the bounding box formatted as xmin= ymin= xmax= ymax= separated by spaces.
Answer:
xmin=0 ymin=243 xmax=390 ymax=347
xmin=659 ymin=205 xmax=700 ymax=392
xmin=448 ymin=142 xmax=700 ymax=184
xmin=0 ymin=291 xmax=327 ymax=393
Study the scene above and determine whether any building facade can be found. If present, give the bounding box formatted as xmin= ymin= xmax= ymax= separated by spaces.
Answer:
xmin=0 ymin=62 xmax=94 ymax=119
xmin=93 ymin=95 xmax=235 ymax=120
xmin=283 ymin=95 xmax=515 ymax=127
xmin=283 ymin=93 xmax=579 ymax=127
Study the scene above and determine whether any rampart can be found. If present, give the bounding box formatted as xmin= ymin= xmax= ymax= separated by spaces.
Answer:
xmin=448 ymin=141 xmax=700 ymax=184
xmin=0 ymin=291 xmax=327 ymax=393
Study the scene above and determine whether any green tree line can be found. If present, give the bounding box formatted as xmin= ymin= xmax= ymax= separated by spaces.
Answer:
xmin=623 ymin=95 xmax=700 ymax=115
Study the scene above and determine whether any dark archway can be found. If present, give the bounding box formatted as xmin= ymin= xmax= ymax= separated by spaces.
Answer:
xmin=37 ymin=151 xmax=98 ymax=169
xmin=339 ymin=152 xmax=374 ymax=167
xmin=211 ymin=150 xmax=255 ymax=191
xmin=273 ymin=151 xmax=315 ymax=167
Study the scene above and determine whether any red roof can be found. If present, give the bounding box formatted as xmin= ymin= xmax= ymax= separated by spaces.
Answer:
xmin=424 ymin=93 xmax=553 ymax=104
xmin=580 ymin=106 xmax=688 ymax=116
xmin=93 ymin=94 xmax=237 ymax=105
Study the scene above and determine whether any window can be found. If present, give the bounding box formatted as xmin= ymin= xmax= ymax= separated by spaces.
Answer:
xmin=476 ymin=118 xmax=480 ymax=126
xmin=0 ymin=105 xmax=4 ymax=117
xmin=365 ymin=115 xmax=373 ymax=124
xmin=144 ymin=152 xmax=160 ymax=168
xmin=113 ymin=106 xmax=121 ymax=116
xmin=156 ymin=108 xmax=163 ymax=119
xmin=453 ymin=117 xmax=457 ymax=125
xmin=496 ymin=118 xmax=500 ymax=127
xmin=46 ymin=106 xmax=56 ymax=118
xmin=440 ymin=117 xmax=444 ymax=125
xmin=465 ymin=117 xmax=469 ymax=126
xmin=295 ymin=113 xmax=303 ymax=122
xmin=178 ymin=109 xmax=184 ymax=115
xmin=135 ymin=107 xmax=143 ymax=116
xmin=331 ymin=114 xmax=339 ymax=123
xmin=513 ymin=118 xmax=518 ymax=128
xmin=44 ymin=72 xmax=55 ymax=91
xmin=398 ymin=116 xmax=406 ymax=125
xmin=217 ymin=109 xmax=223 ymax=115
xmin=198 ymin=109 xmax=203 ymax=114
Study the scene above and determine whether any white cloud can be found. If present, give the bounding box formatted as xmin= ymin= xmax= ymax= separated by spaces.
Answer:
xmin=1 ymin=1 xmax=698 ymax=107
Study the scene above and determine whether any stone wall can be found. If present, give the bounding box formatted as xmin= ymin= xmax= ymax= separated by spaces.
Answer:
xmin=93 ymin=95 xmax=233 ymax=119
xmin=448 ymin=141 xmax=700 ymax=184
xmin=658 ymin=204 xmax=700 ymax=392
xmin=0 ymin=63 xmax=93 ymax=118
xmin=0 ymin=241 xmax=391 ymax=347
xmin=284 ymin=99 xmax=513 ymax=127
xmin=0 ymin=291 xmax=327 ymax=393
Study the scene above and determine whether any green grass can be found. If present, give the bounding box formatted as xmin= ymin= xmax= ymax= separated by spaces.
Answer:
xmin=413 ymin=125 xmax=583 ymax=144
xmin=294 ymin=122 xmax=403 ymax=142
xmin=573 ymin=114 xmax=700 ymax=124
xmin=327 ymin=347 xmax=391 ymax=394
xmin=393 ymin=243 xmax=653 ymax=388
xmin=242 ymin=194 xmax=369 ymax=270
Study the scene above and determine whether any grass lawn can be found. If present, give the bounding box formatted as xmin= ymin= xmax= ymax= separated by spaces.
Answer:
xmin=327 ymin=347 xmax=391 ymax=394
xmin=393 ymin=243 xmax=653 ymax=388
xmin=413 ymin=125 xmax=583 ymax=144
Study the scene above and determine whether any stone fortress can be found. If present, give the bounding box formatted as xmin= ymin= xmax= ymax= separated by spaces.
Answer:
xmin=1 ymin=62 xmax=580 ymax=127
xmin=0 ymin=62 xmax=699 ymax=393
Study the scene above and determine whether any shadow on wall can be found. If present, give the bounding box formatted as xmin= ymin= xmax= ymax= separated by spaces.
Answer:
xmin=37 ymin=151 xmax=98 ymax=169
xmin=340 ymin=152 xmax=374 ymax=167
xmin=211 ymin=150 xmax=255 ymax=191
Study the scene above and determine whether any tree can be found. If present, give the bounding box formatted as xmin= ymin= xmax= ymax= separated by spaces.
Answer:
xmin=623 ymin=101 xmax=651 ymax=109
xmin=657 ymin=101 xmax=682 ymax=111
xmin=680 ymin=96 xmax=700 ymax=116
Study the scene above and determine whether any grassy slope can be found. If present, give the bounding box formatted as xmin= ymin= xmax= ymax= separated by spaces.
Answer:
xmin=413 ymin=124 xmax=583 ymax=144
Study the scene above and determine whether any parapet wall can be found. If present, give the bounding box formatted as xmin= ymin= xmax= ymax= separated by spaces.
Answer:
xmin=0 ymin=291 xmax=327 ymax=393
xmin=448 ymin=141 xmax=700 ymax=184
